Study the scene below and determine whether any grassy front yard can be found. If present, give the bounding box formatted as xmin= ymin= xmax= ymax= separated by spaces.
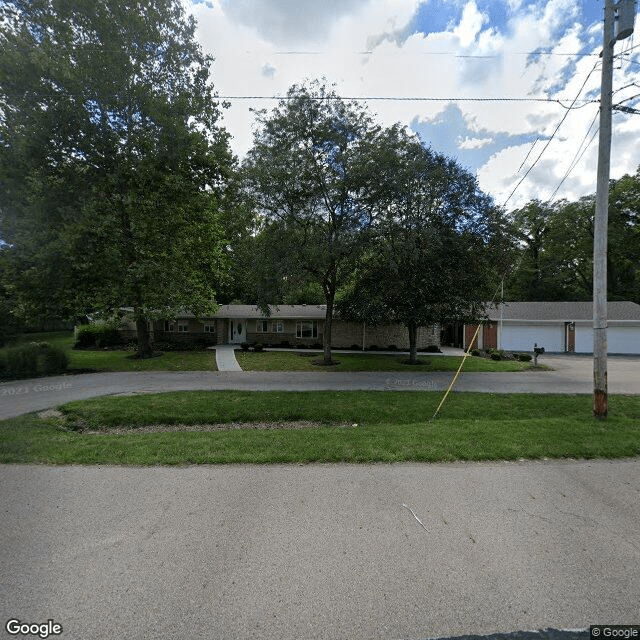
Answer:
xmin=3 ymin=332 xmax=535 ymax=375
xmin=1 ymin=391 xmax=638 ymax=465
xmin=236 ymin=350 xmax=533 ymax=372
xmin=3 ymin=331 xmax=218 ymax=373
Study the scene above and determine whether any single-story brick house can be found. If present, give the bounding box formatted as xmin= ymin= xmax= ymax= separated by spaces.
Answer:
xmin=119 ymin=304 xmax=440 ymax=350
xmin=464 ymin=301 xmax=640 ymax=354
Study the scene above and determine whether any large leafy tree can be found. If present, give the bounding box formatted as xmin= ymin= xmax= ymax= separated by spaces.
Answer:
xmin=0 ymin=0 xmax=233 ymax=355
xmin=242 ymin=81 xmax=380 ymax=364
xmin=338 ymin=125 xmax=507 ymax=363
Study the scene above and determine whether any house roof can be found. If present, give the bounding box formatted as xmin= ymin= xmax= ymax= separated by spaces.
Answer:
xmin=484 ymin=301 xmax=640 ymax=321
xmin=172 ymin=304 xmax=327 ymax=320
xmin=213 ymin=304 xmax=326 ymax=319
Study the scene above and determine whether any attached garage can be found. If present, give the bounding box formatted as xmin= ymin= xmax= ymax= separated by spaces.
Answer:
xmin=464 ymin=301 xmax=640 ymax=355
xmin=500 ymin=323 xmax=564 ymax=353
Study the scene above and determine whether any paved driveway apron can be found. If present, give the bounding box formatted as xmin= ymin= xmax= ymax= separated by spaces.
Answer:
xmin=1 ymin=460 xmax=638 ymax=639
xmin=1 ymin=354 xmax=640 ymax=420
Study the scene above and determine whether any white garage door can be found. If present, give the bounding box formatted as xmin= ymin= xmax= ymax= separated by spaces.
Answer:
xmin=608 ymin=326 xmax=640 ymax=354
xmin=574 ymin=325 xmax=592 ymax=353
xmin=572 ymin=325 xmax=640 ymax=354
xmin=501 ymin=324 xmax=564 ymax=352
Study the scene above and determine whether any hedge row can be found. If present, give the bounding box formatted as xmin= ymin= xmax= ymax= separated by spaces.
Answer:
xmin=74 ymin=324 xmax=122 ymax=348
xmin=0 ymin=342 xmax=68 ymax=380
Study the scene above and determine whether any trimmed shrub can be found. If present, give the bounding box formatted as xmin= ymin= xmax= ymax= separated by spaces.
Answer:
xmin=0 ymin=342 xmax=67 ymax=379
xmin=470 ymin=348 xmax=481 ymax=357
xmin=386 ymin=344 xmax=398 ymax=351
xmin=423 ymin=344 xmax=442 ymax=353
xmin=367 ymin=345 xmax=379 ymax=351
xmin=41 ymin=346 xmax=69 ymax=375
xmin=1 ymin=344 xmax=39 ymax=379
xmin=350 ymin=344 xmax=361 ymax=351
xmin=518 ymin=352 xmax=533 ymax=362
xmin=253 ymin=343 xmax=264 ymax=352
xmin=240 ymin=342 xmax=250 ymax=351
xmin=490 ymin=352 xmax=502 ymax=361
xmin=74 ymin=323 xmax=122 ymax=348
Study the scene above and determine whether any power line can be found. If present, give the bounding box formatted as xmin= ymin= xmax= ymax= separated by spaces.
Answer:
xmin=547 ymin=111 xmax=600 ymax=202
xmin=501 ymin=59 xmax=601 ymax=208
xmin=219 ymin=95 xmax=594 ymax=105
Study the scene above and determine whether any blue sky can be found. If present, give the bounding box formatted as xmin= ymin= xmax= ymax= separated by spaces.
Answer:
xmin=189 ymin=0 xmax=640 ymax=209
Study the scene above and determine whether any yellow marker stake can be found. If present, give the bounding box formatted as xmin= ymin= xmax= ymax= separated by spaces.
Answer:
xmin=432 ymin=323 xmax=482 ymax=420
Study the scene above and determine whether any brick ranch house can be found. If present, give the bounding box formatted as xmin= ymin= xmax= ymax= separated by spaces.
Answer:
xmin=464 ymin=301 xmax=640 ymax=354
xmin=119 ymin=304 xmax=441 ymax=350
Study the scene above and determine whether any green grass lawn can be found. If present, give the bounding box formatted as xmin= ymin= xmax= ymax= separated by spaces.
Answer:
xmin=1 ymin=391 xmax=638 ymax=465
xmin=236 ymin=350 xmax=533 ymax=372
xmin=4 ymin=331 xmax=218 ymax=373
xmin=4 ymin=332 xmax=535 ymax=376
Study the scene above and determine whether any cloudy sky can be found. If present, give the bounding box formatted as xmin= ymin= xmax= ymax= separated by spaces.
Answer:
xmin=187 ymin=0 xmax=640 ymax=210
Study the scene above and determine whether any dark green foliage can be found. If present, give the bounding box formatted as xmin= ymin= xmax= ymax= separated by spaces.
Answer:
xmin=337 ymin=125 xmax=508 ymax=364
xmin=0 ymin=0 xmax=233 ymax=357
xmin=506 ymin=169 xmax=640 ymax=302
xmin=253 ymin=343 xmax=264 ymax=352
xmin=0 ymin=344 xmax=39 ymax=379
xmin=422 ymin=345 xmax=443 ymax=353
xmin=490 ymin=352 xmax=502 ymax=361
xmin=242 ymin=81 xmax=379 ymax=364
xmin=41 ymin=346 xmax=69 ymax=375
xmin=0 ymin=342 xmax=68 ymax=379
xmin=471 ymin=349 xmax=481 ymax=357
xmin=74 ymin=324 xmax=122 ymax=349
xmin=518 ymin=353 xmax=533 ymax=362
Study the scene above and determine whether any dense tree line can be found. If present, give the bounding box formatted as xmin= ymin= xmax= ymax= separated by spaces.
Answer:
xmin=505 ymin=169 xmax=640 ymax=303
xmin=4 ymin=2 xmax=583 ymax=361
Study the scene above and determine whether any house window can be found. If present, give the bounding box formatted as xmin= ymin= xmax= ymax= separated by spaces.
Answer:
xmin=203 ymin=324 xmax=215 ymax=333
xmin=177 ymin=323 xmax=189 ymax=333
xmin=296 ymin=321 xmax=317 ymax=339
xmin=257 ymin=320 xmax=269 ymax=333
xmin=164 ymin=321 xmax=175 ymax=332
xmin=274 ymin=322 xmax=284 ymax=333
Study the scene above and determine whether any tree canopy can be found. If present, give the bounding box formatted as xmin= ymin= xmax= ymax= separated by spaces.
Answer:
xmin=241 ymin=81 xmax=381 ymax=363
xmin=0 ymin=0 xmax=234 ymax=354
xmin=505 ymin=168 xmax=640 ymax=304
xmin=337 ymin=125 xmax=506 ymax=362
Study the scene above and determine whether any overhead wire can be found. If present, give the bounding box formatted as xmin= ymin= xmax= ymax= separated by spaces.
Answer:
xmin=501 ymin=58 xmax=601 ymax=208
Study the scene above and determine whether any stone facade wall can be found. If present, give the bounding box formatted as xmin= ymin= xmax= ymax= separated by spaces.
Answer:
xmin=331 ymin=322 xmax=439 ymax=349
xmin=118 ymin=315 xmax=441 ymax=349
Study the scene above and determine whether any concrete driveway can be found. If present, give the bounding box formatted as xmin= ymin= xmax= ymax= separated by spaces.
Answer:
xmin=1 ymin=460 xmax=638 ymax=640
xmin=1 ymin=354 xmax=640 ymax=420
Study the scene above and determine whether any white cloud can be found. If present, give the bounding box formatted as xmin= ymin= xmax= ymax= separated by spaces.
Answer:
xmin=458 ymin=136 xmax=493 ymax=149
xmin=188 ymin=0 xmax=640 ymax=210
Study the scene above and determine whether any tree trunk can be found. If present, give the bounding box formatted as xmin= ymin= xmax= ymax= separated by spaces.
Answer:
xmin=135 ymin=308 xmax=153 ymax=358
xmin=323 ymin=294 xmax=334 ymax=365
xmin=407 ymin=322 xmax=418 ymax=364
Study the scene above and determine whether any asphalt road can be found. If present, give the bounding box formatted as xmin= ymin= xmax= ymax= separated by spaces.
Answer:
xmin=1 ymin=354 xmax=640 ymax=420
xmin=1 ymin=460 xmax=638 ymax=640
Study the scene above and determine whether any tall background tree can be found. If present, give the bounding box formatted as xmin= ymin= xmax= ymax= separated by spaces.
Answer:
xmin=505 ymin=168 xmax=640 ymax=303
xmin=242 ymin=81 xmax=380 ymax=364
xmin=338 ymin=125 xmax=507 ymax=363
xmin=0 ymin=0 xmax=234 ymax=355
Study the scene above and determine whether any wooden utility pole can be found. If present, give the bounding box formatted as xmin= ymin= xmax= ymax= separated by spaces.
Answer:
xmin=593 ymin=0 xmax=615 ymax=419
xmin=593 ymin=0 xmax=636 ymax=419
